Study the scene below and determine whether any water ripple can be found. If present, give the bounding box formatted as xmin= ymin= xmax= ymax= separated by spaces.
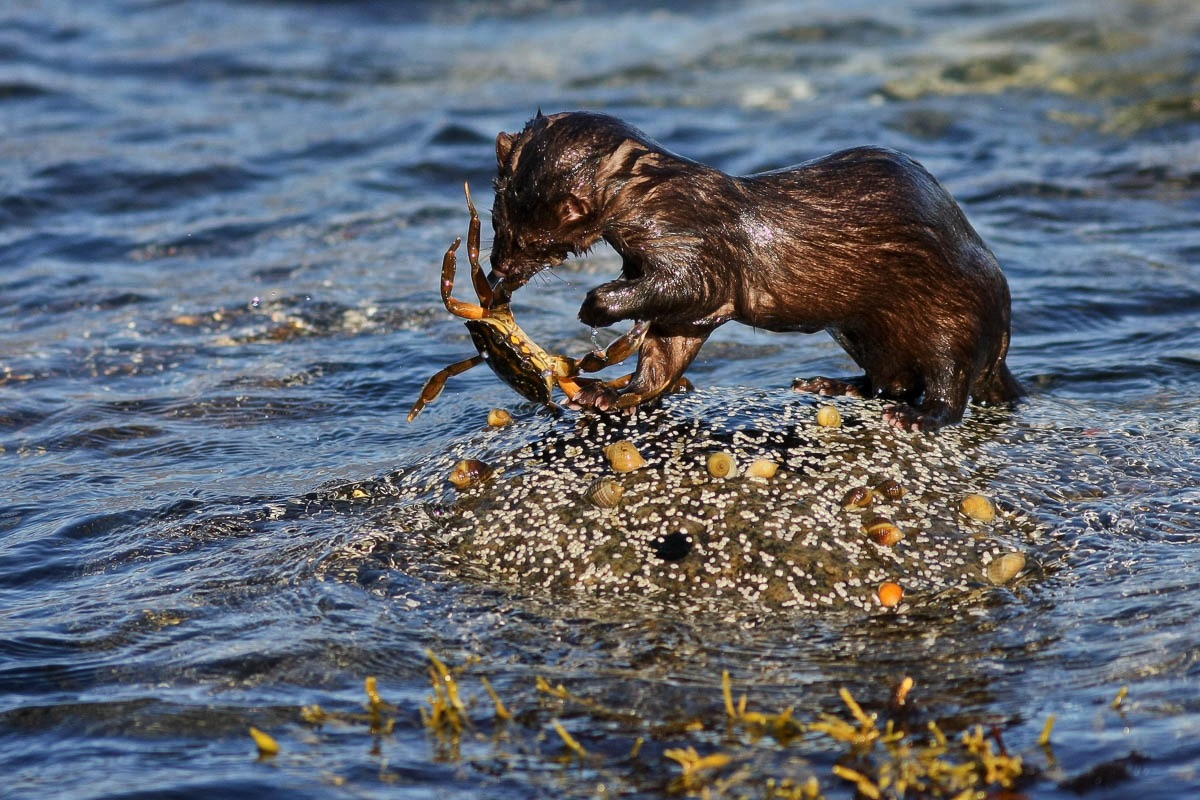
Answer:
xmin=1 ymin=1 xmax=1199 ymax=797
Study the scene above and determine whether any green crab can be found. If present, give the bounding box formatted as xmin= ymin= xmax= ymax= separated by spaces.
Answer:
xmin=408 ymin=183 xmax=648 ymax=422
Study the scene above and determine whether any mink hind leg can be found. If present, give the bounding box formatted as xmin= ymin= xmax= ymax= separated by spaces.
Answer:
xmin=884 ymin=365 xmax=970 ymax=432
xmin=570 ymin=328 xmax=708 ymax=411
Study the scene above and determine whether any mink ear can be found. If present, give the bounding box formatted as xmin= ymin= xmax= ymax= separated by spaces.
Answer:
xmin=495 ymin=132 xmax=515 ymax=168
xmin=563 ymin=194 xmax=591 ymax=224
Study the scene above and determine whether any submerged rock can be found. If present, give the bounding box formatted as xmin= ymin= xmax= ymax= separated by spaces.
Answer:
xmin=386 ymin=388 xmax=1044 ymax=615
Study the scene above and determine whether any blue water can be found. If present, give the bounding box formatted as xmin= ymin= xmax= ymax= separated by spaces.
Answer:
xmin=2 ymin=1 xmax=1198 ymax=797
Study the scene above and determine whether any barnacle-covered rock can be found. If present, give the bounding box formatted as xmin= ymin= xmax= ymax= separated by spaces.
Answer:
xmin=382 ymin=388 xmax=1047 ymax=616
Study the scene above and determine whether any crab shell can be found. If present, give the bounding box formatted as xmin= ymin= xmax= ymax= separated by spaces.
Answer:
xmin=466 ymin=307 xmax=559 ymax=406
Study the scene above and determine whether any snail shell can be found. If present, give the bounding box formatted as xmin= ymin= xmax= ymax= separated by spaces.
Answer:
xmin=706 ymin=451 xmax=738 ymax=479
xmin=584 ymin=478 xmax=624 ymax=509
xmin=840 ymin=486 xmax=873 ymax=509
xmin=986 ymin=552 xmax=1026 ymax=585
xmin=746 ymin=458 xmax=778 ymax=479
xmin=449 ymin=459 xmax=491 ymax=490
xmin=961 ymin=493 xmax=996 ymax=523
xmin=878 ymin=581 xmax=904 ymax=608
xmin=487 ymin=408 xmax=513 ymax=428
xmin=874 ymin=478 xmax=905 ymax=500
xmin=865 ymin=519 xmax=904 ymax=547
xmin=604 ymin=440 xmax=646 ymax=473
xmin=816 ymin=404 xmax=842 ymax=428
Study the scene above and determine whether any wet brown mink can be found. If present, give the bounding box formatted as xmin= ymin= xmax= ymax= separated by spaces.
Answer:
xmin=486 ymin=111 xmax=1022 ymax=430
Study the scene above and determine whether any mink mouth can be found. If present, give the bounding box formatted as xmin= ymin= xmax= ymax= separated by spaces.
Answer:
xmin=488 ymin=250 xmax=572 ymax=293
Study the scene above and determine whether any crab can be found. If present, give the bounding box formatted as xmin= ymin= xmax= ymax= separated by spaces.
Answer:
xmin=407 ymin=183 xmax=648 ymax=422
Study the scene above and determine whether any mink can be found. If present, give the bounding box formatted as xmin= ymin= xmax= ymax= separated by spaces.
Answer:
xmin=486 ymin=111 xmax=1022 ymax=430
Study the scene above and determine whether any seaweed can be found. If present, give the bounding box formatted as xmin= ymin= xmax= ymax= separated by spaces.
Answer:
xmin=243 ymin=652 xmax=1119 ymax=798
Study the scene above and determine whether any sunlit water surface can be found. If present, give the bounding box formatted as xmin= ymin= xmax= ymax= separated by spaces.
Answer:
xmin=2 ymin=1 xmax=1198 ymax=797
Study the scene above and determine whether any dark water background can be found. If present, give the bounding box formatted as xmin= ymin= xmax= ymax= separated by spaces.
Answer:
xmin=2 ymin=1 xmax=1198 ymax=797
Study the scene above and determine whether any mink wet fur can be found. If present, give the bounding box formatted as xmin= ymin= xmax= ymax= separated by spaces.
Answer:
xmin=487 ymin=111 xmax=1022 ymax=430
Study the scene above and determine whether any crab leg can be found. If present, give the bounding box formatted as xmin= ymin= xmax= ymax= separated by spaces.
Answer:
xmin=463 ymin=182 xmax=495 ymax=308
xmin=574 ymin=320 xmax=650 ymax=374
xmin=440 ymin=238 xmax=486 ymax=320
xmin=407 ymin=354 xmax=485 ymax=422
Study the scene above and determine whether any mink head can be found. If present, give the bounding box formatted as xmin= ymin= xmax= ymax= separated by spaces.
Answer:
xmin=488 ymin=111 xmax=646 ymax=290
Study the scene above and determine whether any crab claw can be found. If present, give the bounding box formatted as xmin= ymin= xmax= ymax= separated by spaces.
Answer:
xmin=484 ymin=272 xmax=513 ymax=306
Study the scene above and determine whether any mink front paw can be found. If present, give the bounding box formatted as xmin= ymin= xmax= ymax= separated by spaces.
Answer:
xmin=791 ymin=376 xmax=866 ymax=398
xmin=579 ymin=284 xmax=627 ymax=328
xmin=568 ymin=381 xmax=622 ymax=412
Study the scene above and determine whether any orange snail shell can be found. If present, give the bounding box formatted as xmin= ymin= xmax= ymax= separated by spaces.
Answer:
xmin=487 ymin=408 xmax=513 ymax=428
xmin=706 ymin=451 xmax=738 ymax=479
xmin=746 ymin=458 xmax=778 ymax=479
xmin=878 ymin=581 xmax=904 ymax=607
xmin=585 ymin=478 xmax=625 ymax=509
xmin=841 ymin=486 xmax=873 ymax=509
xmin=604 ymin=440 xmax=646 ymax=473
xmin=816 ymin=405 xmax=842 ymax=428
xmin=449 ymin=459 xmax=492 ymax=490
xmin=961 ymin=493 xmax=996 ymax=523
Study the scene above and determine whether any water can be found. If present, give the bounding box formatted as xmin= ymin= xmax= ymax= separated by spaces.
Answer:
xmin=2 ymin=0 xmax=1198 ymax=797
